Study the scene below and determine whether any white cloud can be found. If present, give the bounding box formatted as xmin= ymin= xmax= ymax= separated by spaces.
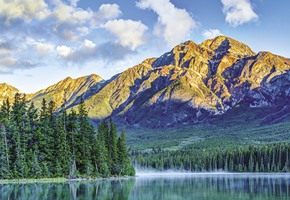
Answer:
xmin=53 ymin=2 xmax=122 ymax=25
xmin=0 ymin=39 xmax=16 ymax=54
xmin=35 ymin=43 xmax=54 ymax=53
xmin=0 ymin=55 xmax=39 ymax=72
xmin=77 ymin=27 xmax=90 ymax=36
xmin=56 ymin=45 xmax=74 ymax=57
xmin=0 ymin=0 xmax=122 ymax=27
xmin=221 ymin=0 xmax=258 ymax=27
xmin=102 ymin=19 xmax=148 ymax=50
xmin=203 ymin=29 xmax=223 ymax=39
xmin=136 ymin=0 xmax=197 ymax=46
xmin=0 ymin=1 xmax=139 ymax=74
xmin=0 ymin=0 xmax=50 ymax=24
xmin=70 ymin=0 xmax=80 ymax=7
xmin=26 ymin=38 xmax=54 ymax=53
xmin=0 ymin=56 xmax=17 ymax=66
xmin=49 ymin=3 xmax=123 ymax=42
xmin=84 ymin=39 xmax=96 ymax=49
xmin=97 ymin=4 xmax=122 ymax=20
xmin=53 ymin=1 xmax=93 ymax=24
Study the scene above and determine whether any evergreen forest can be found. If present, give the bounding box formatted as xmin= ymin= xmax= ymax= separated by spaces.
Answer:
xmin=132 ymin=143 xmax=290 ymax=172
xmin=0 ymin=93 xmax=135 ymax=179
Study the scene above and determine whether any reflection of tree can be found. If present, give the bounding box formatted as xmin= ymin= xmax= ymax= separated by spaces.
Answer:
xmin=0 ymin=178 xmax=135 ymax=200
xmin=0 ymin=176 xmax=289 ymax=199
xmin=130 ymin=176 xmax=290 ymax=200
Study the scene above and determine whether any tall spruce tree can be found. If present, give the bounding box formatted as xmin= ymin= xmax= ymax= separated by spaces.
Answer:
xmin=54 ymin=114 xmax=69 ymax=177
xmin=117 ymin=130 xmax=135 ymax=176
xmin=0 ymin=99 xmax=11 ymax=176
xmin=77 ymin=98 xmax=93 ymax=176
xmin=67 ymin=109 xmax=78 ymax=178
xmin=92 ymin=134 xmax=110 ymax=177
xmin=0 ymin=93 xmax=135 ymax=179
xmin=0 ymin=124 xmax=10 ymax=178
xmin=108 ymin=118 xmax=118 ymax=175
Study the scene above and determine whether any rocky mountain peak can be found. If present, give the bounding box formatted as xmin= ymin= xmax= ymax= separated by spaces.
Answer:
xmin=200 ymin=35 xmax=255 ymax=57
xmin=87 ymin=74 xmax=103 ymax=82
xmin=0 ymin=83 xmax=20 ymax=105
xmin=0 ymin=83 xmax=19 ymax=91
xmin=29 ymin=74 xmax=104 ymax=111
xmin=1 ymin=36 xmax=290 ymax=128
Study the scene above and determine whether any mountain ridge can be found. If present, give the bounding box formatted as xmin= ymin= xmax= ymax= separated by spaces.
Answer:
xmin=1 ymin=35 xmax=290 ymax=128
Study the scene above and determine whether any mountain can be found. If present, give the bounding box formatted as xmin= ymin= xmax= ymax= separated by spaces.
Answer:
xmin=0 ymin=83 xmax=19 ymax=105
xmin=29 ymin=74 xmax=104 ymax=111
xmin=0 ymin=74 xmax=104 ymax=111
xmin=68 ymin=36 xmax=290 ymax=127
xmin=1 ymin=36 xmax=290 ymax=129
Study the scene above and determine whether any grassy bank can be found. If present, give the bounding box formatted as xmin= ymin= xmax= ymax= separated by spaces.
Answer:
xmin=0 ymin=178 xmax=68 ymax=184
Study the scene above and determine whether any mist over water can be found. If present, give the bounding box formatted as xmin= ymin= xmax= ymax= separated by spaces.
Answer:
xmin=1 ymin=173 xmax=290 ymax=199
xmin=135 ymin=168 xmax=230 ymax=177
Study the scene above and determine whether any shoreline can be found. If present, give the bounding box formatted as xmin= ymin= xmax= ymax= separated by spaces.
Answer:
xmin=2 ymin=172 xmax=290 ymax=184
xmin=0 ymin=176 xmax=135 ymax=184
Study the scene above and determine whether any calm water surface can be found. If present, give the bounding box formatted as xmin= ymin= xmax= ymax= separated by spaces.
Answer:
xmin=1 ymin=173 xmax=290 ymax=200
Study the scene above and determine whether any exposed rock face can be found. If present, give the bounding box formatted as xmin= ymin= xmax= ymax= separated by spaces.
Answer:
xmin=0 ymin=74 xmax=104 ymax=111
xmin=1 ymin=36 xmax=290 ymax=127
xmin=0 ymin=83 xmax=19 ymax=105
xmin=73 ymin=36 xmax=290 ymax=127
xmin=30 ymin=74 xmax=104 ymax=111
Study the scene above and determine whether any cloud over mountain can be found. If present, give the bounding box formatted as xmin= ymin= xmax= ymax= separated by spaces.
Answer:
xmin=203 ymin=29 xmax=223 ymax=39
xmin=102 ymin=19 xmax=148 ymax=50
xmin=221 ymin=0 xmax=258 ymax=27
xmin=136 ymin=0 xmax=197 ymax=46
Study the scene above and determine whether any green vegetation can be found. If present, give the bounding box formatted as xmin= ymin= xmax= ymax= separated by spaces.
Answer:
xmin=125 ymin=104 xmax=290 ymax=151
xmin=0 ymin=178 xmax=67 ymax=184
xmin=0 ymin=94 xmax=135 ymax=180
xmin=125 ymin=104 xmax=290 ymax=172
xmin=132 ymin=143 xmax=290 ymax=172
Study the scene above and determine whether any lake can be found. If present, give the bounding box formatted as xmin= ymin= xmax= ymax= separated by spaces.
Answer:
xmin=1 ymin=173 xmax=290 ymax=200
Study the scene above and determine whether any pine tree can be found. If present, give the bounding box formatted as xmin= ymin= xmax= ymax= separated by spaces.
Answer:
xmin=92 ymin=135 xmax=110 ymax=177
xmin=108 ymin=118 xmax=118 ymax=175
xmin=0 ymin=99 xmax=12 ymax=178
xmin=13 ymin=129 xmax=27 ymax=178
xmin=54 ymin=115 xmax=69 ymax=177
xmin=0 ymin=94 xmax=136 ymax=179
xmin=67 ymin=109 xmax=78 ymax=178
xmin=30 ymin=149 xmax=42 ymax=178
xmin=0 ymin=123 xmax=10 ymax=178
xmin=0 ymin=125 xmax=10 ymax=179
xmin=45 ymin=100 xmax=57 ymax=174
xmin=11 ymin=94 xmax=29 ymax=178
xmin=77 ymin=98 xmax=93 ymax=176
xmin=117 ymin=130 xmax=135 ymax=176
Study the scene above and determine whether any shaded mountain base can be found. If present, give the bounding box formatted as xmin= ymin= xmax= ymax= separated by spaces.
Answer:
xmin=106 ymin=103 xmax=290 ymax=151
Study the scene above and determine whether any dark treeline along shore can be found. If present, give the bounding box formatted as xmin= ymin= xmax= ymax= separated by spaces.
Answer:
xmin=132 ymin=143 xmax=290 ymax=172
xmin=0 ymin=93 xmax=135 ymax=180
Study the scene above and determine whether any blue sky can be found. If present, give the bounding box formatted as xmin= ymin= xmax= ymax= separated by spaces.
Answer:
xmin=0 ymin=0 xmax=289 ymax=93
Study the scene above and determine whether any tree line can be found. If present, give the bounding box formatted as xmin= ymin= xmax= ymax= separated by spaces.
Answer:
xmin=0 ymin=93 xmax=135 ymax=179
xmin=132 ymin=143 xmax=290 ymax=172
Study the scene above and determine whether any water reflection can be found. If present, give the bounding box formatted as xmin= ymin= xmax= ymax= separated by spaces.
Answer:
xmin=0 ymin=178 xmax=135 ymax=200
xmin=0 ymin=174 xmax=290 ymax=200
xmin=133 ymin=173 xmax=290 ymax=200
